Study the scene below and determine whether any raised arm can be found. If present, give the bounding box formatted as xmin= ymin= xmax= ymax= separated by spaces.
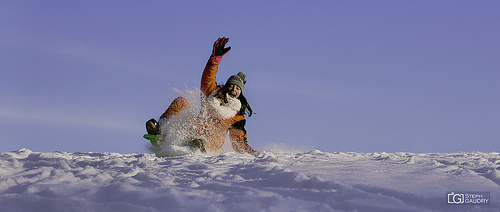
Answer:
xmin=201 ymin=37 xmax=231 ymax=96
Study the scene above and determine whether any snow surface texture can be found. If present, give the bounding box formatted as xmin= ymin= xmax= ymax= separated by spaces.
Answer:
xmin=1 ymin=148 xmax=500 ymax=212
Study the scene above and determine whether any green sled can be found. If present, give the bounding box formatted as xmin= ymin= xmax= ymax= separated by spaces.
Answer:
xmin=143 ymin=134 xmax=166 ymax=145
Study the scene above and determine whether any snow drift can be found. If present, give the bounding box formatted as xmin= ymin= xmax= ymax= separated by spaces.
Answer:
xmin=1 ymin=148 xmax=499 ymax=212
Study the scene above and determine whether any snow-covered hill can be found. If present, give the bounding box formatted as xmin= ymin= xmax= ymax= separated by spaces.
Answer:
xmin=1 ymin=148 xmax=499 ymax=212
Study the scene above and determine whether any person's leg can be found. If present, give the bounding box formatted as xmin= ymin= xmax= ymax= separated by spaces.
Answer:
xmin=146 ymin=97 xmax=190 ymax=135
xmin=160 ymin=97 xmax=190 ymax=119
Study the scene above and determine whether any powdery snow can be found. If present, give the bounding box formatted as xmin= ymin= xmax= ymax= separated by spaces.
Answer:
xmin=1 ymin=148 xmax=499 ymax=212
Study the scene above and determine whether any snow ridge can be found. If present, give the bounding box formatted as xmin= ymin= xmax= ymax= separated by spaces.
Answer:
xmin=1 ymin=148 xmax=499 ymax=212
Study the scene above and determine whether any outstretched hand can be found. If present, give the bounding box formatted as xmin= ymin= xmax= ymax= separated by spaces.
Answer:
xmin=212 ymin=37 xmax=231 ymax=57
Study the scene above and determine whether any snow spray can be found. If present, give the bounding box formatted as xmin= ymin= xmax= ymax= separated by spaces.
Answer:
xmin=147 ymin=86 xmax=230 ymax=157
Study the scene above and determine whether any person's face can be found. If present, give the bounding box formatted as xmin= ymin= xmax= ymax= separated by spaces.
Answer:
xmin=227 ymin=84 xmax=241 ymax=98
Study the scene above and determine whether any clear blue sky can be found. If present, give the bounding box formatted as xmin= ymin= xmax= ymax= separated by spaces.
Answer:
xmin=1 ymin=1 xmax=499 ymax=153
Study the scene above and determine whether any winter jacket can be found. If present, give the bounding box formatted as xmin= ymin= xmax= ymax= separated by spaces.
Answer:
xmin=199 ymin=55 xmax=252 ymax=153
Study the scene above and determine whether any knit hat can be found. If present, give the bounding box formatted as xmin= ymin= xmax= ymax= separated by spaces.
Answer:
xmin=225 ymin=72 xmax=246 ymax=91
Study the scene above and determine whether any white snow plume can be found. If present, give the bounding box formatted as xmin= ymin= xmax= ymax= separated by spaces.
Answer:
xmin=147 ymin=87 xmax=239 ymax=157
xmin=1 ymin=148 xmax=500 ymax=211
xmin=146 ymin=87 xmax=202 ymax=157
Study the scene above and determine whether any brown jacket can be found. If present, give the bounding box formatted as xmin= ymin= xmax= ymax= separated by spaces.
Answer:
xmin=200 ymin=56 xmax=249 ymax=153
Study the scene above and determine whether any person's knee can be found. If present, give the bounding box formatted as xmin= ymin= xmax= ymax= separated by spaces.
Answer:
xmin=172 ymin=97 xmax=189 ymax=108
xmin=160 ymin=97 xmax=190 ymax=119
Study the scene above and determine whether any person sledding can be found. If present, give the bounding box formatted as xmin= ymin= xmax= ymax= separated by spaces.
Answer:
xmin=145 ymin=37 xmax=257 ymax=154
